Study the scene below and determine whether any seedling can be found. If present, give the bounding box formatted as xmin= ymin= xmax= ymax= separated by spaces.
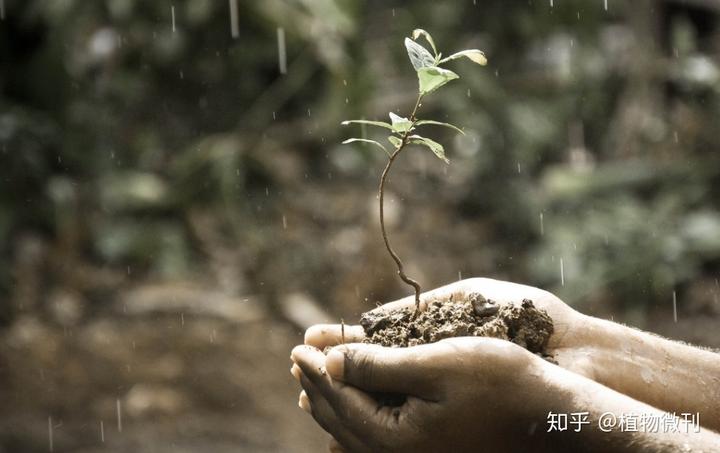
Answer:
xmin=342 ymin=29 xmax=487 ymax=313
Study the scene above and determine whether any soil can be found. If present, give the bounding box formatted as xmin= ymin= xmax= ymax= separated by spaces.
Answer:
xmin=359 ymin=292 xmax=554 ymax=354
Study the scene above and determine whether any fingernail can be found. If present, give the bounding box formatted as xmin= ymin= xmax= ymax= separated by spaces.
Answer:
xmin=298 ymin=391 xmax=311 ymax=413
xmin=290 ymin=364 xmax=302 ymax=381
xmin=325 ymin=348 xmax=345 ymax=379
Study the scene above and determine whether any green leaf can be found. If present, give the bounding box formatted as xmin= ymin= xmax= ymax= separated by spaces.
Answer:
xmin=388 ymin=136 xmax=403 ymax=148
xmin=389 ymin=112 xmax=413 ymax=133
xmin=404 ymin=38 xmax=435 ymax=71
xmin=341 ymin=120 xmax=393 ymax=130
xmin=417 ymin=66 xmax=459 ymax=95
xmin=409 ymin=135 xmax=449 ymax=163
xmin=412 ymin=29 xmax=438 ymax=56
xmin=415 ymin=120 xmax=465 ymax=135
xmin=439 ymin=49 xmax=487 ymax=66
xmin=342 ymin=138 xmax=389 ymax=155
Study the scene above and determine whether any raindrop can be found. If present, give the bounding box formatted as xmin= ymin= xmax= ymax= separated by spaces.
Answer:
xmin=672 ymin=291 xmax=678 ymax=323
xmin=116 ymin=399 xmax=123 ymax=432
xmin=517 ymin=162 xmax=522 ymax=174
xmin=179 ymin=70 xmax=184 ymax=79
xmin=673 ymin=131 xmax=679 ymax=143
xmin=467 ymin=88 xmax=471 ymax=98
xmin=100 ymin=420 xmax=105 ymax=442
xmin=272 ymin=111 xmax=276 ymax=120
xmin=48 ymin=416 xmax=53 ymax=452
xmin=277 ymin=27 xmax=287 ymax=75
xmin=392 ymin=8 xmax=395 ymax=17
xmin=171 ymin=5 xmax=176 ymax=32
xmin=560 ymin=258 xmax=565 ymax=286
xmin=604 ymin=0 xmax=608 ymax=10
xmin=181 ymin=313 xmax=185 ymax=326
xmin=550 ymin=0 xmax=553 ymax=7
xmin=307 ymin=108 xmax=311 ymax=117
xmin=229 ymin=0 xmax=239 ymax=38
xmin=458 ymin=270 xmax=462 ymax=281
xmin=282 ymin=215 xmax=287 ymax=229
xmin=539 ymin=212 xmax=544 ymax=236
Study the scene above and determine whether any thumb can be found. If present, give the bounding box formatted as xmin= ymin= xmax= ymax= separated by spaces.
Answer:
xmin=326 ymin=343 xmax=439 ymax=397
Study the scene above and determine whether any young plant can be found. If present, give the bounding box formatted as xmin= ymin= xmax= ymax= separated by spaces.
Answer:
xmin=342 ymin=29 xmax=487 ymax=312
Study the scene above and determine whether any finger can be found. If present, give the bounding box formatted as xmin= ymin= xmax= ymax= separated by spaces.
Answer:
xmin=301 ymin=367 xmax=425 ymax=449
xmin=324 ymin=343 xmax=440 ymax=397
xmin=305 ymin=324 xmax=366 ymax=349
xmin=291 ymin=363 xmax=302 ymax=381
xmin=299 ymin=373 xmax=367 ymax=452
xmin=299 ymin=390 xmax=311 ymax=413
xmin=293 ymin=346 xmax=388 ymax=426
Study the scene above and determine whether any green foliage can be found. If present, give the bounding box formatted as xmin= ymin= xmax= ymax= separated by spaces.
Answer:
xmin=5 ymin=1 xmax=720 ymax=319
xmin=341 ymin=138 xmax=389 ymax=155
xmin=408 ymin=135 xmax=449 ymax=163
xmin=417 ymin=66 xmax=459 ymax=95
xmin=342 ymin=29 xmax=485 ymax=162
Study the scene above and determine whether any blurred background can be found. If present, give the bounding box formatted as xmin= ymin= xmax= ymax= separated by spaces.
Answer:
xmin=2 ymin=0 xmax=720 ymax=451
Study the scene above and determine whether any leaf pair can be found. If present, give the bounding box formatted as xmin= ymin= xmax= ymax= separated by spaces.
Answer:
xmin=341 ymin=134 xmax=447 ymax=163
xmin=342 ymin=111 xmax=465 ymax=163
xmin=405 ymin=29 xmax=487 ymax=95
xmin=342 ymin=115 xmax=464 ymax=136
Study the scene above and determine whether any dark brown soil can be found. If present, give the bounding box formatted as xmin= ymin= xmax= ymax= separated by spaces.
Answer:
xmin=359 ymin=293 xmax=554 ymax=354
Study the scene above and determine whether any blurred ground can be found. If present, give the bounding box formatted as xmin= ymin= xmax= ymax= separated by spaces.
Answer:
xmin=0 ymin=281 xmax=328 ymax=453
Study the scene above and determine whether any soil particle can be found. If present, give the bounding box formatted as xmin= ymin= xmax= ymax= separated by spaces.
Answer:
xmin=359 ymin=293 xmax=554 ymax=354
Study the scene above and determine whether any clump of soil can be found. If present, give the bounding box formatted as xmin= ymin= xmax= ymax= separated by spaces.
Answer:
xmin=359 ymin=293 xmax=554 ymax=354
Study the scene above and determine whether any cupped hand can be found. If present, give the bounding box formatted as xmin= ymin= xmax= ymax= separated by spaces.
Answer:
xmin=305 ymin=278 xmax=590 ymax=374
xmin=291 ymin=336 xmax=555 ymax=453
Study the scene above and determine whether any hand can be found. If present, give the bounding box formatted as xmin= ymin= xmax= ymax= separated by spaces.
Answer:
xmin=293 ymin=278 xmax=720 ymax=451
xmin=291 ymin=336 xmax=553 ymax=453
xmin=305 ymin=278 xmax=592 ymax=377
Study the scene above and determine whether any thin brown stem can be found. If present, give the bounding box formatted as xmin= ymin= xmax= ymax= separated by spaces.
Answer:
xmin=379 ymin=94 xmax=424 ymax=313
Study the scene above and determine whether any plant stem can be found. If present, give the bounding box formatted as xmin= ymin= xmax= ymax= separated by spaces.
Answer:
xmin=379 ymin=93 xmax=424 ymax=313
